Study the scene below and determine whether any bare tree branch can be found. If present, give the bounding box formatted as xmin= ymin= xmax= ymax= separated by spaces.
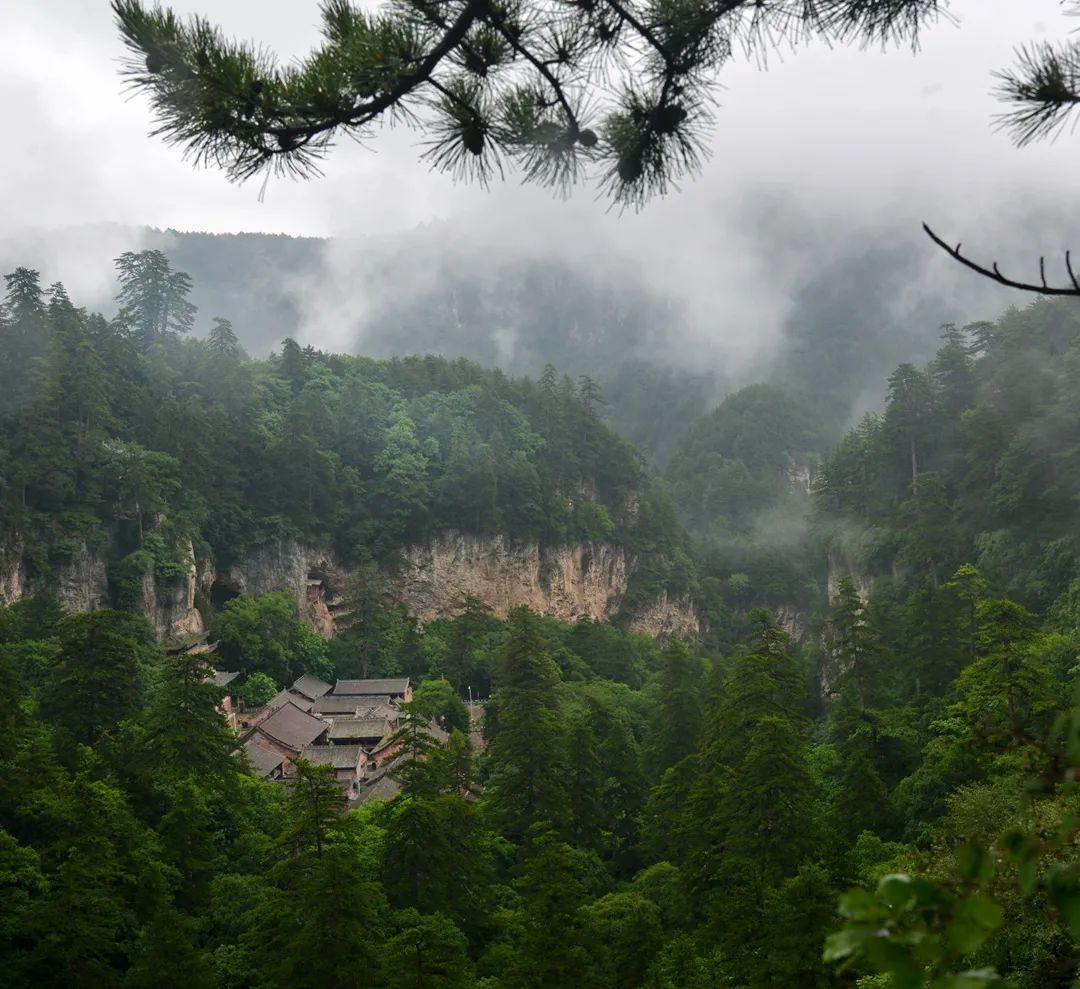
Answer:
xmin=923 ymin=223 xmax=1080 ymax=298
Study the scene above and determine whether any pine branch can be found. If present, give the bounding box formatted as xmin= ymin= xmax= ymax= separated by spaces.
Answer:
xmin=994 ymin=40 xmax=1080 ymax=147
xmin=923 ymin=223 xmax=1080 ymax=297
xmin=114 ymin=0 xmax=945 ymax=202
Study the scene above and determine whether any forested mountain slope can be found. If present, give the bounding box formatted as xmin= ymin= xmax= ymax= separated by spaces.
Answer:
xmin=1 ymin=223 xmax=985 ymax=463
xmin=8 ymin=247 xmax=1080 ymax=986
xmin=817 ymin=300 xmax=1080 ymax=614
xmin=0 ymin=261 xmax=696 ymax=641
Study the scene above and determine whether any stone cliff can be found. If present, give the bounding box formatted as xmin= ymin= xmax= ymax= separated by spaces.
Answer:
xmin=1 ymin=536 xmax=204 ymax=640
xmin=0 ymin=532 xmax=700 ymax=643
xmin=398 ymin=533 xmax=700 ymax=638
xmin=826 ymin=543 xmax=875 ymax=605
xmin=1 ymin=539 xmax=110 ymax=614
xmin=225 ymin=533 xmax=701 ymax=639
xmin=138 ymin=540 xmax=205 ymax=640
xmin=400 ymin=534 xmax=629 ymax=625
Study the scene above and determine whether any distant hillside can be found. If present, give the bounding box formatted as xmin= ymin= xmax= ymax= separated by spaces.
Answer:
xmin=0 ymin=222 xmax=1000 ymax=461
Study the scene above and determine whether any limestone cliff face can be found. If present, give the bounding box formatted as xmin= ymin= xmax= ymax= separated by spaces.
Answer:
xmin=400 ymin=534 xmax=631 ymax=625
xmin=399 ymin=532 xmax=700 ymax=636
xmin=0 ymin=539 xmax=109 ymax=613
xmin=222 ymin=533 xmax=700 ymax=639
xmin=54 ymin=544 xmax=110 ymax=614
xmin=138 ymin=540 xmax=205 ymax=640
xmin=773 ymin=604 xmax=810 ymax=643
xmin=4 ymin=530 xmax=700 ymax=643
xmin=630 ymin=590 xmax=700 ymax=639
xmin=225 ymin=542 xmax=340 ymax=638
xmin=1 ymin=537 xmax=199 ymax=640
xmin=826 ymin=544 xmax=875 ymax=604
xmin=0 ymin=540 xmax=25 ymax=607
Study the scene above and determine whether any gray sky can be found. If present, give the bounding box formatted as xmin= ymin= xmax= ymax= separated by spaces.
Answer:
xmin=3 ymin=0 xmax=1079 ymax=382
xmin=2 ymin=0 xmax=1074 ymax=237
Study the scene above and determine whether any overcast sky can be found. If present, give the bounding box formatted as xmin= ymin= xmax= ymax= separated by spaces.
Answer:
xmin=2 ymin=0 xmax=1075 ymax=237
xmin=4 ymin=0 xmax=1079 ymax=379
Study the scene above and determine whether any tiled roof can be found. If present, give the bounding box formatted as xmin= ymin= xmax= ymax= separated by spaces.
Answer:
xmin=291 ymin=673 xmax=333 ymax=701
xmin=428 ymin=720 xmax=450 ymax=745
xmin=333 ymin=678 xmax=410 ymax=696
xmin=357 ymin=700 xmax=398 ymax=722
xmin=257 ymin=702 xmax=329 ymax=753
xmin=240 ymin=737 xmax=288 ymax=778
xmin=310 ymin=696 xmax=363 ymax=717
xmin=353 ymin=773 xmax=401 ymax=806
xmin=327 ymin=717 xmax=392 ymax=743
xmin=264 ymin=689 xmax=313 ymax=714
xmin=301 ymin=744 xmax=364 ymax=770
xmin=207 ymin=669 xmax=239 ymax=688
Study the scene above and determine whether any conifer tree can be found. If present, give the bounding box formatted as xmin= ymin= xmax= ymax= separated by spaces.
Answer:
xmin=206 ymin=316 xmax=241 ymax=358
xmin=830 ymin=701 xmax=894 ymax=842
xmin=141 ymin=651 xmax=242 ymax=787
xmin=379 ymin=911 xmax=475 ymax=989
xmin=505 ymin=825 xmax=603 ymax=989
xmin=649 ymin=638 xmax=702 ymax=774
xmin=686 ymin=615 xmax=814 ymax=939
xmin=827 ymin=576 xmax=878 ymax=708
xmin=263 ymin=761 xmax=386 ymax=988
xmin=484 ymin=607 xmax=568 ymax=840
xmin=114 ymin=250 xmax=197 ymax=353
xmin=0 ymin=267 xmax=48 ymax=417
xmin=42 ymin=611 xmax=153 ymax=747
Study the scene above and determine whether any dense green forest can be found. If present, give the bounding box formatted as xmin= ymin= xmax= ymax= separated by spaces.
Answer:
xmin=0 ymin=224 xmax=988 ymax=463
xmin=0 ymin=257 xmax=694 ymax=617
xmin=6 ymin=244 xmax=1080 ymax=987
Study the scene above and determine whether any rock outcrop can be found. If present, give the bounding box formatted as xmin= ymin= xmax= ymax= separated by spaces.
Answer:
xmin=773 ymin=604 xmax=810 ymax=643
xmin=399 ymin=533 xmax=700 ymax=636
xmin=54 ymin=544 xmax=109 ymax=614
xmin=0 ymin=539 xmax=25 ymax=607
xmin=226 ymin=542 xmax=341 ymax=637
xmin=3 ymin=530 xmax=701 ymax=643
xmin=826 ymin=544 xmax=874 ymax=605
xmin=400 ymin=534 xmax=630 ymax=625
xmin=138 ymin=539 xmax=204 ymax=640
xmin=629 ymin=590 xmax=700 ymax=639
xmin=0 ymin=539 xmax=109 ymax=613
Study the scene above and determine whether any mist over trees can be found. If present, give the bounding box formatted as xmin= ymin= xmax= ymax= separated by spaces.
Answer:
xmin=6 ymin=240 xmax=1080 ymax=984
xmin=8 ymin=1 xmax=1080 ymax=981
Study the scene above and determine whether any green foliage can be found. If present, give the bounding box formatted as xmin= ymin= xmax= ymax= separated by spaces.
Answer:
xmin=113 ymin=0 xmax=941 ymax=206
xmin=827 ymin=873 xmax=1009 ymax=988
xmin=210 ymin=591 xmax=331 ymax=685
xmin=413 ymin=678 xmax=470 ymax=735
xmin=240 ymin=670 xmax=277 ymax=707
xmin=0 ymin=263 xmax=665 ymax=588
xmin=12 ymin=270 xmax=1080 ymax=989
xmin=42 ymin=610 xmax=154 ymax=746
xmin=379 ymin=911 xmax=474 ymax=989
xmin=484 ymin=608 xmax=568 ymax=840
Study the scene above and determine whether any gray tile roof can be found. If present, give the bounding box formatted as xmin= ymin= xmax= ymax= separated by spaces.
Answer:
xmin=265 ymin=689 xmax=314 ymax=714
xmin=291 ymin=673 xmax=333 ymax=701
xmin=301 ymin=743 xmax=364 ymax=770
xmin=310 ymin=696 xmax=363 ymax=717
xmin=257 ymin=702 xmax=329 ymax=753
xmin=240 ymin=737 xmax=288 ymax=778
xmin=208 ymin=669 xmax=239 ymax=688
xmin=333 ymin=678 xmax=410 ymax=696
xmin=327 ymin=717 xmax=392 ymax=743
xmin=353 ymin=773 xmax=401 ymax=806
xmin=357 ymin=700 xmax=398 ymax=722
